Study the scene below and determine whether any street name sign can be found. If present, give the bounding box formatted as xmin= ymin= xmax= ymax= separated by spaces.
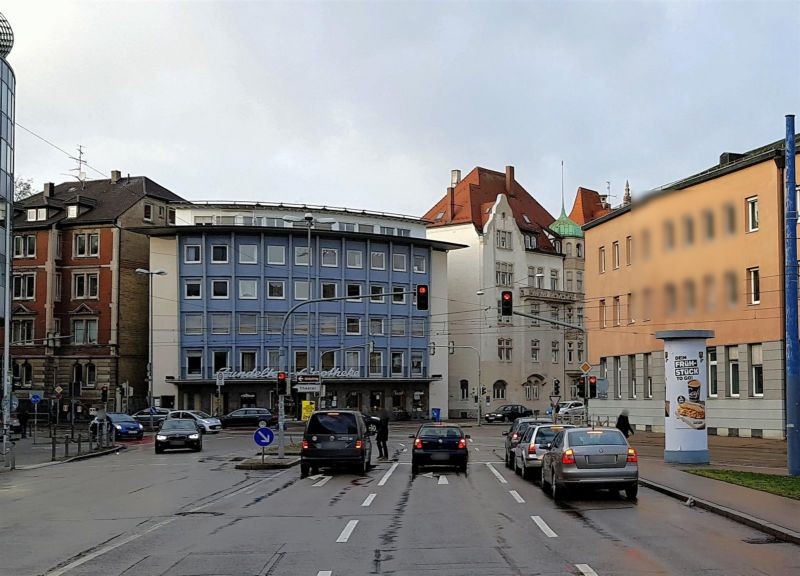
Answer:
xmin=295 ymin=383 xmax=321 ymax=393
xmin=296 ymin=374 xmax=321 ymax=384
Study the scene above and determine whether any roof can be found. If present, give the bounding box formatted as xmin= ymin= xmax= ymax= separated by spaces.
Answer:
xmin=13 ymin=176 xmax=185 ymax=229
xmin=422 ymin=166 xmax=559 ymax=252
xmin=568 ymin=187 xmax=610 ymax=225
xmin=549 ymin=206 xmax=583 ymax=238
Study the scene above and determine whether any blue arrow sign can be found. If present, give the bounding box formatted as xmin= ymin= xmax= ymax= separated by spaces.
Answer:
xmin=253 ymin=427 xmax=274 ymax=447
xmin=30 ymin=394 xmax=42 ymax=405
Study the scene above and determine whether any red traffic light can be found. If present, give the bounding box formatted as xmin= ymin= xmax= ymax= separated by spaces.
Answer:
xmin=502 ymin=292 xmax=511 ymax=301
xmin=418 ymin=285 xmax=427 ymax=294
xmin=277 ymin=372 xmax=286 ymax=380
xmin=415 ymin=284 xmax=429 ymax=310
xmin=589 ymin=376 xmax=597 ymax=384
xmin=500 ymin=290 xmax=513 ymax=316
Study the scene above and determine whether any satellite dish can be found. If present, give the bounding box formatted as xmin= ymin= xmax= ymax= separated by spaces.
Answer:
xmin=0 ymin=13 xmax=14 ymax=58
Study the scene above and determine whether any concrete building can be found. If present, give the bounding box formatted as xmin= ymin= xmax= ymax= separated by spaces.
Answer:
xmin=424 ymin=166 xmax=585 ymax=419
xmin=584 ymin=136 xmax=800 ymax=438
xmin=146 ymin=202 xmax=459 ymax=418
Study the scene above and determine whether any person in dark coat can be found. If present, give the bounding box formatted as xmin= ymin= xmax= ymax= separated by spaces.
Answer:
xmin=376 ymin=409 xmax=389 ymax=459
xmin=615 ymin=409 xmax=634 ymax=438
xmin=17 ymin=408 xmax=29 ymax=438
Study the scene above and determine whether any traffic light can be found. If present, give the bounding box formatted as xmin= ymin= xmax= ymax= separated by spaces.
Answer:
xmin=501 ymin=291 xmax=513 ymax=316
xmin=415 ymin=284 xmax=429 ymax=311
xmin=480 ymin=386 xmax=486 ymax=395
xmin=589 ymin=376 xmax=597 ymax=399
xmin=554 ymin=379 xmax=560 ymax=396
xmin=101 ymin=386 xmax=108 ymax=403
xmin=577 ymin=376 xmax=586 ymax=398
xmin=277 ymin=372 xmax=288 ymax=395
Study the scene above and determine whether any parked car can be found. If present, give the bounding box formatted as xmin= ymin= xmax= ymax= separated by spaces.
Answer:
xmin=557 ymin=401 xmax=585 ymax=416
xmin=410 ymin=423 xmax=469 ymax=475
xmin=90 ymin=412 xmax=144 ymax=440
xmin=502 ymin=417 xmax=548 ymax=468
xmin=362 ymin=412 xmax=381 ymax=434
xmin=513 ymin=423 xmax=575 ymax=481
xmin=392 ymin=408 xmax=411 ymax=421
xmin=300 ymin=410 xmax=373 ymax=478
xmin=220 ymin=408 xmax=277 ymax=429
xmin=485 ymin=404 xmax=533 ymax=423
xmin=132 ymin=407 xmax=170 ymax=426
xmin=541 ymin=427 xmax=639 ymax=501
xmin=166 ymin=410 xmax=222 ymax=434
xmin=155 ymin=418 xmax=203 ymax=453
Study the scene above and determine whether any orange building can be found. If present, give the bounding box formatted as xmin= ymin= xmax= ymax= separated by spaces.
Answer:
xmin=584 ymin=136 xmax=799 ymax=439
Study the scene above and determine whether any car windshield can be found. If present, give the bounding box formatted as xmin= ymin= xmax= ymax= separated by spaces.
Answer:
xmin=162 ymin=420 xmax=197 ymax=431
xmin=191 ymin=411 xmax=212 ymax=419
xmin=418 ymin=426 xmax=462 ymax=438
xmin=516 ymin=422 xmax=532 ymax=435
xmin=568 ymin=429 xmax=627 ymax=446
xmin=108 ymin=414 xmax=136 ymax=423
xmin=534 ymin=426 xmax=568 ymax=444
xmin=307 ymin=413 xmax=358 ymax=435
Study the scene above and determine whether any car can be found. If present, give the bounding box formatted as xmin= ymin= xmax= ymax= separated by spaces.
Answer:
xmin=220 ymin=408 xmax=277 ymax=429
xmin=557 ymin=401 xmax=585 ymax=416
xmin=485 ymin=404 xmax=533 ymax=423
xmin=541 ymin=427 xmax=639 ymax=501
xmin=166 ymin=410 xmax=222 ymax=433
xmin=90 ymin=412 xmax=144 ymax=440
xmin=502 ymin=417 xmax=549 ymax=468
xmin=131 ymin=407 xmax=170 ymax=426
xmin=362 ymin=412 xmax=381 ymax=434
xmin=513 ymin=423 xmax=575 ymax=481
xmin=155 ymin=418 xmax=203 ymax=453
xmin=410 ymin=423 xmax=469 ymax=475
xmin=300 ymin=410 xmax=373 ymax=478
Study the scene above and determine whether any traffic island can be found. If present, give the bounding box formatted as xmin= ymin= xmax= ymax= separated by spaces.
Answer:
xmin=235 ymin=456 xmax=300 ymax=470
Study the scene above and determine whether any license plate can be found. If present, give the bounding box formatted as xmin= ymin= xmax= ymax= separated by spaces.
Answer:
xmin=431 ymin=453 xmax=450 ymax=461
xmin=169 ymin=440 xmax=185 ymax=446
xmin=588 ymin=455 xmax=616 ymax=465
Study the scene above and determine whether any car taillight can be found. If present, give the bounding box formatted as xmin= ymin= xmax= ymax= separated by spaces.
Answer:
xmin=301 ymin=440 xmax=309 ymax=450
xmin=355 ymin=440 xmax=363 ymax=450
xmin=627 ymin=448 xmax=638 ymax=462
xmin=414 ymin=438 xmax=422 ymax=449
xmin=511 ymin=433 xmax=519 ymax=441
xmin=561 ymin=448 xmax=576 ymax=465
xmin=457 ymin=438 xmax=466 ymax=449
xmin=527 ymin=444 xmax=537 ymax=455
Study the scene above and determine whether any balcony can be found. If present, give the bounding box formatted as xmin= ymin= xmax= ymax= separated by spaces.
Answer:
xmin=519 ymin=286 xmax=580 ymax=303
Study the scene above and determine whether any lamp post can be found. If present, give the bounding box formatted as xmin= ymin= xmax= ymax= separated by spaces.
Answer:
xmin=135 ymin=268 xmax=167 ymax=431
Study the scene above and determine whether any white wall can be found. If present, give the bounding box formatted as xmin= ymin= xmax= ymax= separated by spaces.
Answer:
xmin=428 ymin=249 xmax=450 ymax=418
xmin=151 ymin=236 xmax=180 ymax=402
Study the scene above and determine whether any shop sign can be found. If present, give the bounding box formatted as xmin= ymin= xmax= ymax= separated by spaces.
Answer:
xmin=217 ymin=367 xmax=361 ymax=380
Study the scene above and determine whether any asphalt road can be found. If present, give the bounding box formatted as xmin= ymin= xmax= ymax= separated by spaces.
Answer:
xmin=0 ymin=424 xmax=798 ymax=576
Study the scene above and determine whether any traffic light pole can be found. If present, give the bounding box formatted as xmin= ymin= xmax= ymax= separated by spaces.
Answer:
xmin=448 ymin=344 xmax=482 ymax=426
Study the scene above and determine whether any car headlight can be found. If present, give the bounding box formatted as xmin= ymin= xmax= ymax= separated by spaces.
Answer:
xmin=156 ymin=435 xmax=167 ymax=441
xmin=189 ymin=433 xmax=200 ymax=439
xmin=138 ymin=423 xmax=144 ymax=429
xmin=114 ymin=424 xmax=122 ymax=430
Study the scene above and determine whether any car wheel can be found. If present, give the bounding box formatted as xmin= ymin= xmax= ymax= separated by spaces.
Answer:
xmin=459 ymin=462 xmax=468 ymax=474
xmin=311 ymin=466 xmax=319 ymax=476
xmin=411 ymin=461 xmax=419 ymax=476
xmin=514 ymin=457 xmax=521 ymax=476
xmin=551 ymin=471 xmax=564 ymax=501
xmin=137 ymin=434 xmax=143 ymax=441
xmin=300 ymin=462 xmax=310 ymax=478
xmin=505 ymin=451 xmax=512 ymax=469
xmin=155 ymin=446 xmax=163 ymax=454
xmin=194 ymin=444 xmax=203 ymax=452
xmin=540 ymin=467 xmax=550 ymax=491
xmin=625 ymin=483 xmax=639 ymax=501
xmin=522 ymin=463 xmax=532 ymax=481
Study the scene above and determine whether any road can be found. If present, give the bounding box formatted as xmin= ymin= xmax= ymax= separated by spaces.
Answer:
xmin=0 ymin=424 xmax=798 ymax=576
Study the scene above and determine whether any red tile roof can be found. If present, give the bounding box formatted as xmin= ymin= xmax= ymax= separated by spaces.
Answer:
xmin=568 ymin=187 xmax=610 ymax=225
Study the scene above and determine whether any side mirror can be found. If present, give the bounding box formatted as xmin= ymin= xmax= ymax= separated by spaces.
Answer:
xmin=465 ymin=434 xmax=471 ymax=439
xmin=408 ymin=434 xmax=415 ymax=439
xmin=544 ymin=442 xmax=553 ymax=450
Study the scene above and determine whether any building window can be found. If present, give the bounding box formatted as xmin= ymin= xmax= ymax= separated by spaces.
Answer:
xmin=599 ymin=299 xmax=606 ymax=328
xmin=529 ymin=302 xmax=539 ymax=326
xmin=266 ymin=350 xmax=280 ymax=368
xmin=267 ymin=281 xmax=285 ymax=299
xmin=211 ymin=279 xmax=229 ymax=299
xmin=550 ymin=306 xmax=559 ymax=322
xmin=347 ymin=283 xmax=362 ymax=302
xmin=11 ymin=319 xmax=34 ymax=344
xmin=704 ymin=210 xmax=715 ymax=240
xmin=143 ymin=203 xmax=153 ymax=222
xmin=551 ymin=341 xmax=559 ymax=364
xmin=184 ymin=244 xmax=201 ymax=263
xmin=612 ymin=241 xmax=620 ymax=269
xmin=321 ymin=282 xmax=337 ymax=299
xmin=346 ymin=317 xmax=361 ymax=335
xmin=748 ymin=267 xmax=760 ymax=304
xmin=294 ymin=245 xmax=311 ymax=266
xmin=725 ymin=271 xmax=738 ymax=307
xmin=524 ymin=234 xmax=538 ymax=250
xmin=576 ymin=243 xmax=583 ymax=258
xmin=625 ymin=236 xmax=632 ymax=265
xmin=213 ymin=350 xmax=229 ymax=373
xmin=684 ymin=216 xmax=694 ymax=245
xmin=391 ymin=352 xmax=404 ymax=375
xmin=495 ymin=261 xmax=514 ymax=287
xmin=390 ymin=317 xmax=406 ymax=336
xmin=84 ymin=363 xmax=97 ymax=388
xmin=611 ymin=297 xmax=620 ymax=326
xmin=626 ymin=293 xmax=634 ymax=323
xmin=370 ymin=251 xmax=386 ymax=270
xmin=241 ymin=351 xmax=257 ymax=372
xmin=750 ymin=344 xmax=763 ymax=397
xmin=238 ymin=313 xmax=258 ymax=335
xmin=211 ymin=244 xmax=229 ymax=263
xmin=369 ymin=352 xmax=383 ymax=375
xmin=628 ymin=354 xmax=636 ymax=398
xmin=238 ymin=279 xmax=258 ymax=299
xmin=380 ymin=226 xmax=395 ymax=236
xmin=12 ymin=273 xmax=36 ymax=300
xmin=168 ymin=209 xmax=176 ymax=224
xmin=708 ymin=347 xmax=718 ymax=397
xmin=185 ymin=280 xmax=201 ymax=299
xmin=460 ymin=380 xmax=470 ymax=400
xmin=643 ymin=230 xmax=652 ymax=259
xmin=685 ymin=280 xmax=696 ymax=314
xmin=493 ymin=380 xmax=507 ymax=400
xmin=643 ymin=352 xmax=652 ymax=398
xmin=67 ymin=205 xmax=78 ymax=218
xmin=266 ymin=314 xmax=282 ymax=334
xmin=577 ymin=306 xmax=584 ymax=327
xmin=319 ymin=350 xmax=336 ymax=371
xmin=615 ymin=356 xmax=622 ymax=399
xmin=73 ymin=272 xmax=99 ymax=299
xmin=746 ymin=197 xmax=759 ymax=232
xmin=294 ymin=351 xmax=308 ymax=371
xmin=267 ymin=245 xmax=285 ymax=265
xmin=704 ymin=275 xmax=716 ymax=312
xmin=72 ymin=318 xmax=98 ymax=344
xmin=392 ymin=285 xmax=405 ymax=304
xmin=411 ymin=318 xmax=425 ymax=337
xmin=567 ymin=341 xmax=574 ymax=363
xmin=294 ymin=280 xmax=310 ymax=301
xmin=184 ymin=314 xmax=203 ymax=335
xmin=599 ymin=247 xmax=606 ymax=273
xmin=413 ymin=255 xmax=426 ymax=273
xmin=392 ymin=253 xmax=407 ymax=272
xmin=74 ymin=233 xmax=99 ymax=257
xmin=576 ymin=272 xmax=583 ymax=292
xmin=664 ymin=221 xmax=675 ymax=250
xmin=530 ymin=339 xmax=540 ymax=362
xmin=186 ymin=350 xmax=203 ymax=378
xmin=320 ymin=315 xmax=338 ymax=335
xmin=239 ymin=244 xmax=258 ymax=264
xmin=370 ymin=285 xmax=385 ymax=303
xmin=369 ymin=318 xmax=385 ymax=336
xmin=321 ymin=248 xmax=338 ymax=267
xmin=293 ymin=316 xmax=309 ymax=335
xmin=210 ymin=313 xmax=231 ymax=335
xmin=728 ymin=345 xmax=740 ymax=397
xmin=550 ymin=269 xmax=559 ymax=290
xmin=566 ymin=242 xmax=573 ymax=256
xmin=13 ymin=235 xmax=36 ymax=258
xmin=665 ymin=284 xmax=677 ymax=316
xmin=411 ymin=351 xmax=424 ymax=375
xmin=346 ymin=250 xmax=363 ymax=269
xmin=566 ymin=272 xmax=573 ymax=292
xmin=497 ymin=338 xmax=512 ymax=362
xmin=495 ymin=230 xmax=512 ymax=249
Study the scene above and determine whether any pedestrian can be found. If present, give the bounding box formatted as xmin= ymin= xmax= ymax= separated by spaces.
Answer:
xmin=17 ymin=407 xmax=29 ymax=439
xmin=616 ymin=409 xmax=634 ymax=438
xmin=376 ymin=409 xmax=389 ymax=460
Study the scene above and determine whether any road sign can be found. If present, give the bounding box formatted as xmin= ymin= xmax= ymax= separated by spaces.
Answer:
xmin=295 ymin=374 xmax=321 ymax=384
xmin=30 ymin=394 xmax=42 ymax=404
xmin=295 ymin=383 xmax=321 ymax=393
xmin=216 ymin=371 xmax=226 ymax=387
xmin=253 ymin=427 xmax=274 ymax=447
xmin=580 ymin=361 xmax=592 ymax=374
xmin=54 ymin=385 xmax=64 ymax=394
xmin=550 ymin=395 xmax=561 ymax=408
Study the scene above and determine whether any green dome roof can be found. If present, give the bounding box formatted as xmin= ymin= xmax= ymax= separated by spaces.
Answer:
xmin=550 ymin=206 xmax=583 ymax=238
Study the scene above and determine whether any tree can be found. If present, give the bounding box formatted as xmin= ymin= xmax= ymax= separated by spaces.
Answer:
xmin=14 ymin=177 xmax=34 ymax=202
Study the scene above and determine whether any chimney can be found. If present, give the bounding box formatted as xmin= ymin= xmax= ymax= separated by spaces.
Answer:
xmin=505 ymin=165 xmax=515 ymax=196
xmin=599 ymin=194 xmax=610 ymax=209
xmin=450 ymin=169 xmax=461 ymax=187
xmin=44 ymin=182 xmax=55 ymax=197
xmin=111 ymin=170 xmax=121 ymax=183
xmin=447 ymin=186 xmax=455 ymax=222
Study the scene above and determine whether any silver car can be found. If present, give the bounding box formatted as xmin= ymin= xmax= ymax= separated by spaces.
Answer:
xmin=513 ymin=423 xmax=574 ymax=482
xmin=167 ymin=410 xmax=222 ymax=434
xmin=541 ymin=427 xmax=639 ymax=501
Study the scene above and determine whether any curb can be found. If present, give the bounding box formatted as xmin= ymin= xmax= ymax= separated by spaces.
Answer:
xmin=13 ymin=445 xmax=126 ymax=471
xmin=639 ymin=477 xmax=800 ymax=545
xmin=235 ymin=456 xmax=300 ymax=470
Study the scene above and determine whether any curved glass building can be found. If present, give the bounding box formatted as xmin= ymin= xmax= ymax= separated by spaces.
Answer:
xmin=0 ymin=12 xmax=14 ymax=323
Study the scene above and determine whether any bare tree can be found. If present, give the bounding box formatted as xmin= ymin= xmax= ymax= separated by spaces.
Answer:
xmin=14 ymin=177 xmax=34 ymax=202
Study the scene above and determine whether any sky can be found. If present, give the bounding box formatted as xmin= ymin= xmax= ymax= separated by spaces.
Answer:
xmin=2 ymin=0 xmax=797 ymax=219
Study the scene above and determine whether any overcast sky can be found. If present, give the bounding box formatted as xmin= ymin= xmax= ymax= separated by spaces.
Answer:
xmin=3 ymin=0 xmax=797 ymax=219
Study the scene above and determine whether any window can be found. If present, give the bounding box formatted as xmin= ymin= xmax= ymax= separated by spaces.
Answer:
xmin=524 ymin=234 xmax=538 ymax=250
xmin=665 ymin=284 xmax=677 ymax=316
xmin=708 ymin=348 xmax=718 ymax=397
xmin=746 ymin=197 xmax=759 ymax=232
xmin=213 ymin=350 xmax=229 ymax=373
xmin=411 ymin=318 xmax=425 ymax=337
xmin=566 ymin=242 xmax=573 ymax=256
xmin=184 ymin=244 xmax=201 ymax=263
xmin=728 ymin=346 xmax=740 ymax=397
xmin=626 ymin=293 xmax=634 ymax=323
xmin=11 ymin=319 xmax=34 ymax=344
xmin=576 ymin=243 xmax=583 ymax=258
xmin=143 ymin=203 xmax=153 ymax=222
xmin=55 ymin=275 xmax=62 ymax=302
xmin=293 ymin=315 xmax=309 ymax=335
xmin=339 ymin=222 xmax=356 ymax=232
xmin=294 ymin=280 xmax=310 ymax=300
xmin=72 ymin=318 xmax=98 ymax=344
xmin=685 ymin=280 xmax=696 ymax=314
xmin=751 ymin=344 xmax=763 ymax=397
xmin=577 ymin=306 xmax=584 ymax=327
xmin=551 ymin=341 xmax=559 ymax=364
xmin=347 ymin=250 xmax=363 ymax=268
xmin=184 ymin=314 xmax=203 ymax=335
xmin=73 ymin=272 xmax=99 ymax=299
xmin=319 ymin=350 xmax=336 ymax=371
xmin=347 ymin=283 xmax=362 ymax=302
xmin=392 ymin=285 xmax=405 ymax=304
xmin=611 ymin=296 xmax=620 ymax=326
xmin=576 ymin=272 xmax=583 ymax=292
xmin=74 ymin=233 xmax=99 ymax=257
xmin=238 ymin=279 xmax=258 ymax=299
xmin=529 ymin=302 xmax=540 ymax=326
xmin=495 ymin=230 xmax=512 ymax=249
xmin=413 ymin=255 xmax=426 ymax=273
xmin=550 ymin=269 xmax=559 ymax=290
xmin=725 ymin=271 xmax=738 ymax=306
xmin=210 ymin=313 xmax=231 ymax=335
xmin=599 ymin=247 xmax=606 ymax=273
xmin=411 ymin=351 xmax=424 ymax=375
xmin=628 ymin=355 xmax=636 ymax=399
xmin=13 ymin=235 xmax=36 ymax=258
xmin=392 ymin=253 xmax=407 ymax=272
xmin=748 ymin=267 xmax=760 ymax=304
xmin=381 ymin=226 xmax=395 ymax=236
xmin=599 ymin=299 xmax=606 ymax=328
xmin=704 ymin=210 xmax=715 ymax=240
xmin=370 ymin=251 xmax=386 ymax=270
xmin=615 ymin=356 xmax=622 ymax=399
xmin=267 ymin=281 xmax=285 ymax=299
xmin=295 ymin=245 xmax=311 ymax=266
xmin=266 ymin=349 xmax=280 ymax=368
xmin=397 ymin=228 xmax=411 ymax=237
xmin=185 ymin=280 xmax=201 ymax=299
xmin=168 ymin=209 xmax=176 ymax=225
xmin=211 ymin=245 xmax=228 ymax=263
xmin=641 ymin=230 xmax=651 ymax=260
xmin=346 ymin=317 xmax=361 ymax=335
xmin=294 ymin=351 xmax=308 ymax=371
xmin=530 ymin=339 xmax=540 ymax=362
xmin=266 ymin=314 xmax=282 ymax=334
xmin=370 ymin=352 xmax=383 ymax=375
xmin=321 ymin=248 xmax=338 ymax=267
xmin=612 ymin=241 xmax=620 ymax=269
xmin=644 ymin=353 xmax=653 ymax=398
xmin=158 ymin=206 xmax=165 ymax=219
xmin=359 ymin=224 xmax=374 ymax=233
xmin=320 ymin=315 xmax=338 ymax=335
xmin=67 ymin=205 xmax=78 ymax=218
xmin=550 ymin=306 xmax=559 ymax=322
xmin=322 ymin=282 xmax=337 ymax=299
xmin=684 ymin=216 xmax=694 ymax=245
xmin=186 ymin=351 xmax=203 ymax=377
xmin=240 ymin=351 xmax=257 ymax=372
xmin=369 ymin=318 xmax=385 ymax=336
xmin=85 ymin=363 xmax=97 ymax=388
xmin=267 ymin=245 xmax=285 ymax=265
xmin=495 ymin=261 xmax=514 ymax=286
xmin=704 ymin=275 xmax=716 ymax=312
xmin=12 ymin=273 xmax=35 ymax=300
xmin=211 ymin=280 xmax=229 ymax=299
xmin=238 ymin=313 xmax=258 ymax=335
xmin=239 ymin=244 xmax=258 ymax=264
xmin=566 ymin=272 xmax=573 ymax=292
xmin=391 ymin=352 xmax=404 ymax=375
xmin=370 ymin=285 xmax=385 ymax=303
xmin=492 ymin=381 xmax=507 ymax=400
xmin=391 ymin=318 xmax=406 ymax=336
xmin=56 ymin=233 xmax=63 ymax=259
xmin=460 ymin=380 xmax=470 ymax=401
xmin=497 ymin=338 xmax=512 ymax=362
xmin=625 ymin=236 xmax=632 ymax=265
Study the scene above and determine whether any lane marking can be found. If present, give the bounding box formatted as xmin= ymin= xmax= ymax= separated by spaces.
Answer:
xmin=486 ymin=463 xmax=508 ymax=484
xmin=308 ymin=474 xmax=324 ymax=481
xmin=378 ymin=462 xmax=398 ymax=486
xmin=45 ymin=518 xmax=174 ymax=576
xmin=188 ymin=469 xmax=288 ymax=513
xmin=312 ymin=476 xmax=331 ymax=487
xmin=531 ymin=515 xmax=558 ymax=538
xmin=361 ymin=493 xmax=377 ymax=507
xmin=317 ymin=572 xmax=332 ymax=576
xmin=475 ymin=447 xmax=480 ymax=451
xmin=576 ymin=564 xmax=598 ymax=576
xmin=509 ymin=490 xmax=525 ymax=503
xmin=438 ymin=475 xmax=448 ymax=485
xmin=336 ymin=520 xmax=359 ymax=543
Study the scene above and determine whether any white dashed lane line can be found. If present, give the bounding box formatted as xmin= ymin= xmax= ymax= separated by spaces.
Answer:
xmin=336 ymin=520 xmax=359 ymax=543
xmin=531 ymin=515 xmax=558 ymax=538
xmin=361 ymin=493 xmax=377 ymax=507
xmin=312 ymin=476 xmax=331 ymax=487
xmin=509 ymin=490 xmax=525 ymax=503
xmin=438 ymin=475 xmax=449 ymax=485
xmin=378 ymin=462 xmax=399 ymax=486
xmin=485 ymin=462 xmax=508 ymax=484
xmin=317 ymin=571 xmax=332 ymax=576
xmin=576 ymin=564 xmax=599 ymax=576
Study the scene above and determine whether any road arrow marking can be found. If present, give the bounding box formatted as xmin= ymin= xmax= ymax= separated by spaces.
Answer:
xmin=308 ymin=474 xmax=324 ymax=481
xmin=531 ymin=515 xmax=558 ymax=538
xmin=312 ymin=476 xmax=331 ymax=487
xmin=336 ymin=520 xmax=359 ymax=543
xmin=438 ymin=475 xmax=448 ymax=485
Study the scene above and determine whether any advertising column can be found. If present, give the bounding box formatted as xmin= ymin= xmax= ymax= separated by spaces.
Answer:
xmin=656 ymin=330 xmax=714 ymax=464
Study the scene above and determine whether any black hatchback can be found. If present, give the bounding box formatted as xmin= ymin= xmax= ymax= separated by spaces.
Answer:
xmin=300 ymin=410 xmax=372 ymax=478
xmin=155 ymin=419 xmax=202 ymax=453
xmin=410 ymin=424 xmax=469 ymax=475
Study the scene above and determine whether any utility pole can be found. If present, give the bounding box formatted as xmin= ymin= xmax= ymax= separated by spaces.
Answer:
xmin=784 ymin=115 xmax=799 ymax=476
xmin=1 ymin=160 xmax=12 ymax=461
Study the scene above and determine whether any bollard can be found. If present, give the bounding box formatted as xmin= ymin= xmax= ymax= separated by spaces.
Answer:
xmin=64 ymin=435 xmax=70 ymax=459
xmin=77 ymin=435 xmax=82 ymax=455
xmin=51 ymin=435 xmax=57 ymax=461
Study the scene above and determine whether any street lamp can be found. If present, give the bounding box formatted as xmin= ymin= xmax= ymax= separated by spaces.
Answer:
xmin=135 ymin=268 xmax=167 ymax=431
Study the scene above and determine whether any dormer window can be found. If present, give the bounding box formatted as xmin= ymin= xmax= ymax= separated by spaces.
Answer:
xmin=26 ymin=208 xmax=47 ymax=222
xmin=67 ymin=205 xmax=78 ymax=219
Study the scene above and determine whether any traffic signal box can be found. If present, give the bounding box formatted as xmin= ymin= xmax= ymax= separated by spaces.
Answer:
xmin=416 ymin=284 xmax=429 ymax=310
xmin=501 ymin=291 xmax=513 ymax=316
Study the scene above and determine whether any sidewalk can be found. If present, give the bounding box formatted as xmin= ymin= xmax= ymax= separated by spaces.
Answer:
xmin=1 ymin=433 xmax=125 ymax=472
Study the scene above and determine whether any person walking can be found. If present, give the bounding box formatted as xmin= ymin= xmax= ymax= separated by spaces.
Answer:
xmin=376 ymin=409 xmax=389 ymax=460
xmin=17 ymin=408 xmax=29 ymax=439
xmin=615 ymin=409 xmax=634 ymax=438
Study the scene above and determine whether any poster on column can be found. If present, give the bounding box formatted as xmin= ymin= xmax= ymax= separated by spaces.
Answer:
xmin=664 ymin=342 xmax=707 ymax=431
